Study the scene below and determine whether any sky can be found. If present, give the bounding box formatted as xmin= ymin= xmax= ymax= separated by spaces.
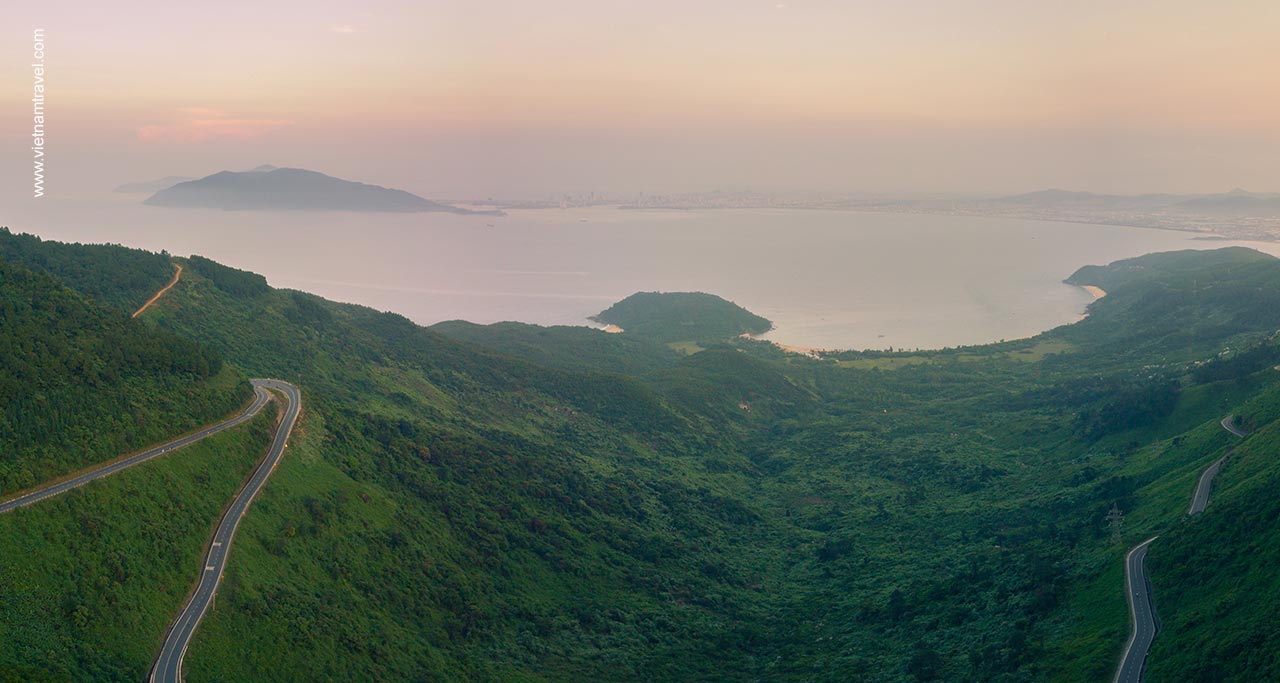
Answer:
xmin=3 ymin=0 xmax=1279 ymax=202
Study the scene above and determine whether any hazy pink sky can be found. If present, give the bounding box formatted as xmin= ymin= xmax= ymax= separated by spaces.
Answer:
xmin=4 ymin=0 xmax=1280 ymax=201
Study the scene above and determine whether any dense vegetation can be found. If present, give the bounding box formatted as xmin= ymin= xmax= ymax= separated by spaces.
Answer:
xmin=430 ymin=320 xmax=680 ymax=375
xmin=6 ymin=240 xmax=1280 ymax=681
xmin=1064 ymin=246 xmax=1274 ymax=293
xmin=591 ymin=291 xmax=772 ymax=344
xmin=185 ymin=255 xmax=270 ymax=298
xmin=1144 ymin=385 xmax=1280 ymax=681
xmin=0 ymin=228 xmax=174 ymax=312
xmin=0 ymin=404 xmax=276 ymax=683
xmin=0 ymin=257 xmax=249 ymax=495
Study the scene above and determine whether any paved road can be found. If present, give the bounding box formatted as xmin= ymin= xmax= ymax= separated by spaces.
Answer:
xmin=150 ymin=379 xmax=301 ymax=683
xmin=0 ymin=386 xmax=270 ymax=514
xmin=1189 ymin=417 xmax=1247 ymax=515
xmin=1114 ymin=414 xmax=1249 ymax=682
xmin=1188 ymin=456 xmax=1228 ymax=515
xmin=1220 ymin=415 xmax=1249 ymax=438
xmin=1114 ymin=536 xmax=1160 ymax=683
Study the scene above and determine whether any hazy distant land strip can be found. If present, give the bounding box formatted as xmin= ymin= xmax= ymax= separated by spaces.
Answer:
xmin=281 ymin=276 xmax=622 ymax=302
xmin=467 ymin=188 xmax=1280 ymax=242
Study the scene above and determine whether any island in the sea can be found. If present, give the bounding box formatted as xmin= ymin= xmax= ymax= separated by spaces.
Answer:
xmin=143 ymin=166 xmax=503 ymax=214
xmin=591 ymin=291 xmax=772 ymax=344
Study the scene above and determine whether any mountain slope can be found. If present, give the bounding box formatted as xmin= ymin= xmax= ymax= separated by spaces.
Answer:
xmin=1145 ymin=385 xmax=1280 ymax=681
xmin=430 ymin=320 xmax=681 ymax=374
xmin=0 ymin=228 xmax=176 ymax=312
xmin=0 ymin=404 xmax=276 ymax=683
xmin=0 ymin=257 xmax=249 ymax=494
xmin=136 ymin=263 xmax=790 ymax=681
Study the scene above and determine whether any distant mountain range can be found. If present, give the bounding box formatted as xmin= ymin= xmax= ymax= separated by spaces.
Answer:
xmin=992 ymin=188 xmax=1280 ymax=215
xmin=141 ymin=166 xmax=501 ymax=214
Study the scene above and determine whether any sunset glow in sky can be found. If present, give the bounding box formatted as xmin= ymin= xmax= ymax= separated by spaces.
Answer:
xmin=4 ymin=0 xmax=1279 ymax=200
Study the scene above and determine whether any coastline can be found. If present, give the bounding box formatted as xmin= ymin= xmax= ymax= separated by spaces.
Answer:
xmin=1073 ymin=284 xmax=1108 ymax=323
xmin=739 ymin=282 xmax=1109 ymax=358
xmin=740 ymin=332 xmax=831 ymax=359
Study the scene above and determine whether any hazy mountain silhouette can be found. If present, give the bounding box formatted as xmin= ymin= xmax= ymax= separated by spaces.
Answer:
xmin=143 ymin=167 xmax=500 ymax=214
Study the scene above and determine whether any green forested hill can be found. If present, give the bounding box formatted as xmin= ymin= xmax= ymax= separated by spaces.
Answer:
xmin=6 ymin=240 xmax=1280 ymax=681
xmin=0 ymin=228 xmax=175 ymax=312
xmin=0 ymin=259 xmax=249 ymax=494
xmin=1061 ymin=247 xmax=1280 ymax=361
xmin=1065 ymin=246 xmax=1273 ymax=294
xmin=591 ymin=291 xmax=772 ymax=344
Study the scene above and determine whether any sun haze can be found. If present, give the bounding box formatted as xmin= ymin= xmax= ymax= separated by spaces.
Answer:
xmin=2 ymin=0 xmax=1278 ymax=200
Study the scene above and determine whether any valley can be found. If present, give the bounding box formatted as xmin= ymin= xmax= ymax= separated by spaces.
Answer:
xmin=4 ymin=231 xmax=1280 ymax=681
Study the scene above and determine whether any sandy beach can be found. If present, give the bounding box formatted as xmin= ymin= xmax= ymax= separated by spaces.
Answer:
xmin=1073 ymin=285 xmax=1108 ymax=323
xmin=740 ymin=332 xmax=831 ymax=358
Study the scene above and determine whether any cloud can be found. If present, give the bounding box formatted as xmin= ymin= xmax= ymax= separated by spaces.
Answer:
xmin=331 ymin=24 xmax=358 ymax=34
xmin=137 ymin=108 xmax=294 ymax=143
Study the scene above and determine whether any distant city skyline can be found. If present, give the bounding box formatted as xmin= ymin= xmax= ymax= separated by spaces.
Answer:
xmin=3 ymin=0 xmax=1279 ymax=204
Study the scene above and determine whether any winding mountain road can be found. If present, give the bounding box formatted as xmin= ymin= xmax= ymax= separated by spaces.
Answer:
xmin=2 ymin=274 xmax=303 ymax=681
xmin=1113 ymin=415 xmax=1248 ymax=682
xmin=1220 ymin=414 xmax=1248 ymax=438
xmin=1188 ymin=456 xmax=1228 ymax=515
xmin=1114 ymin=536 xmax=1159 ymax=683
xmin=1190 ymin=417 xmax=1246 ymax=516
xmin=0 ymin=385 xmax=270 ymax=514
xmin=149 ymin=379 xmax=301 ymax=683
xmin=0 ymin=377 xmax=301 ymax=683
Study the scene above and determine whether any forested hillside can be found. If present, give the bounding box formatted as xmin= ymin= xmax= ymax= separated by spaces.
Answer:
xmin=148 ymin=246 xmax=1280 ymax=681
xmin=6 ymin=238 xmax=1280 ymax=681
xmin=0 ymin=257 xmax=249 ymax=494
xmin=1145 ymin=386 xmax=1280 ymax=681
xmin=430 ymin=320 xmax=680 ymax=374
xmin=0 ymin=403 xmax=277 ymax=683
xmin=0 ymin=228 xmax=175 ymax=312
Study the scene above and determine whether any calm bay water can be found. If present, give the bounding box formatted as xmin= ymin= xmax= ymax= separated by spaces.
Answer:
xmin=9 ymin=198 xmax=1279 ymax=351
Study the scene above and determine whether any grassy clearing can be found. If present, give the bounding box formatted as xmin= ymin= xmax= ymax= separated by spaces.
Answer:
xmin=666 ymin=340 xmax=705 ymax=355
xmin=833 ymin=354 xmax=932 ymax=369
xmin=833 ymin=339 xmax=1077 ymax=369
